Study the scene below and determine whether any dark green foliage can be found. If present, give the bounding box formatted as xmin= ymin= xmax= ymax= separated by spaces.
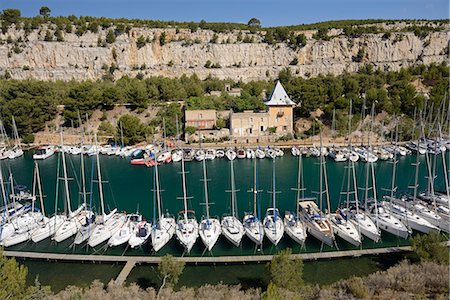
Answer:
xmin=136 ymin=35 xmax=146 ymax=49
xmin=313 ymin=28 xmax=330 ymax=40
xmin=247 ymin=18 xmax=261 ymax=28
xmin=353 ymin=47 xmax=365 ymax=62
xmin=21 ymin=133 xmax=35 ymax=144
xmin=150 ymin=103 xmax=183 ymax=136
xmin=157 ymin=254 xmax=185 ymax=290
xmin=1 ymin=9 xmax=21 ymax=33
xmin=411 ymin=232 xmax=449 ymax=265
xmin=267 ymin=248 xmax=304 ymax=292
xmin=159 ymin=32 xmax=166 ymax=45
xmin=117 ymin=114 xmax=148 ymax=145
xmin=105 ymin=29 xmax=115 ymax=44
xmin=39 ymin=6 xmax=51 ymax=18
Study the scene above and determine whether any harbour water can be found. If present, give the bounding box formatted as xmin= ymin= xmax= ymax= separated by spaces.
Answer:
xmin=2 ymin=150 xmax=447 ymax=256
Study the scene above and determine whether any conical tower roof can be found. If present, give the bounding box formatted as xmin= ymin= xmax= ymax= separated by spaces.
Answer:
xmin=264 ymin=81 xmax=295 ymax=106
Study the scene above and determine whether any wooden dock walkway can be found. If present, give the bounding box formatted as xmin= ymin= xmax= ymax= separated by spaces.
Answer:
xmin=3 ymin=246 xmax=414 ymax=284
xmin=3 ymin=246 xmax=412 ymax=264
xmin=115 ymin=260 xmax=137 ymax=285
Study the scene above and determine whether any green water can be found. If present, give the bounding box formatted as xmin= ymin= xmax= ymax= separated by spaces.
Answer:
xmin=19 ymin=259 xmax=123 ymax=292
xmin=1 ymin=151 xmax=447 ymax=256
xmin=126 ymin=253 xmax=407 ymax=290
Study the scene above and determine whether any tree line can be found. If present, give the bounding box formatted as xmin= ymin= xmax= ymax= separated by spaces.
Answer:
xmin=0 ymin=62 xmax=448 ymax=144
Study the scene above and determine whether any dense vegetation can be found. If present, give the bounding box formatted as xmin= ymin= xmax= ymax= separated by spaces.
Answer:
xmin=0 ymin=62 xmax=447 ymax=144
xmin=0 ymin=7 xmax=447 ymax=47
xmin=1 ymin=231 xmax=447 ymax=299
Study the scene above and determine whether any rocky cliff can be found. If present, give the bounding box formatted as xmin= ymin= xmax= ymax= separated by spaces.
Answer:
xmin=0 ymin=24 xmax=448 ymax=82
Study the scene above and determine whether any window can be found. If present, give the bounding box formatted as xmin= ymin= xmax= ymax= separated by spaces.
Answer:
xmin=260 ymin=126 xmax=264 ymax=131
xmin=249 ymin=128 xmax=253 ymax=134
xmin=283 ymin=126 xmax=287 ymax=131
xmin=199 ymin=113 xmax=203 ymax=119
xmin=250 ymin=118 xmax=253 ymax=122
xmin=261 ymin=118 xmax=263 ymax=122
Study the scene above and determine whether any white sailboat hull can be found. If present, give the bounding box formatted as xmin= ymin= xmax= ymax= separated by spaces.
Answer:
xmin=263 ymin=216 xmax=284 ymax=246
xmin=331 ymin=216 xmax=361 ymax=247
xmin=176 ymin=218 xmax=199 ymax=253
xmin=284 ymin=219 xmax=307 ymax=246
xmin=129 ymin=221 xmax=151 ymax=249
xmin=88 ymin=213 xmax=126 ymax=247
xmin=151 ymin=217 xmax=176 ymax=252
xmin=199 ymin=218 xmax=221 ymax=251
xmin=31 ymin=215 xmax=66 ymax=243
xmin=221 ymin=216 xmax=244 ymax=247
xmin=243 ymin=215 xmax=264 ymax=246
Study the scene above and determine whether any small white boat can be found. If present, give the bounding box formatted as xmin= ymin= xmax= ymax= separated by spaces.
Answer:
xmin=299 ymin=201 xmax=334 ymax=246
xmin=225 ymin=149 xmax=236 ymax=161
xmin=205 ymin=148 xmax=216 ymax=160
xmin=176 ymin=211 xmax=199 ymax=253
xmin=331 ymin=211 xmax=361 ymax=247
xmin=108 ymin=214 xmax=142 ymax=247
xmin=255 ymin=148 xmax=265 ymax=159
xmin=171 ymin=149 xmax=183 ymax=162
xmin=33 ymin=145 xmax=55 ymax=160
xmin=369 ymin=204 xmax=410 ymax=239
xmin=151 ymin=216 xmax=175 ymax=252
xmin=291 ymin=146 xmax=300 ymax=156
xmin=236 ymin=148 xmax=246 ymax=159
xmin=243 ymin=213 xmax=264 ymax=246
xmin=216 ymin=149 xmax=225 ymax=158
xmin=246 ymin=148 xmax=255 ymax=159
xmin=129 ymin=220 xmax=151 ymax=248
xmin=157 ymin=151 xmax=172 ymax=163
xmin=284 ymin=211 xmax=307 ymax=246
xmin=88 ymin=211 xmax=126 ymax=247
xmin=265 ymin=148 xmax=277 ymax=159
xmin=195 ymin=149 xmax=205 ymax=161
xmin=263 ymin=208 xmax=284 ymax=246
xmin=221 ymin=215 xmax=244 ymax=247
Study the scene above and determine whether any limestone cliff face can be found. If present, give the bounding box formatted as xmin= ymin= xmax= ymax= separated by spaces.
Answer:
xmin=0 ymin=26 xmax=448 ymax=82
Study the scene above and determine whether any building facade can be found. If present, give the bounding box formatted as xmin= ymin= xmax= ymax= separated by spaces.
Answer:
xmin=230 ymin=81 xmax=295 ymax=141
xmin=185 ymin=110 xmax=217 ymax=130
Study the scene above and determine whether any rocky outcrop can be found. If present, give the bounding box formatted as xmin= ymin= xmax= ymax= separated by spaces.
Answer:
xmin=0 ymin=25 xmax=448 ymax=82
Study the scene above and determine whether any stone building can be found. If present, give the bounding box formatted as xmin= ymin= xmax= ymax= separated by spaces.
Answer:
xmin=230 ymin=81 xmax=295 ymax=142
xmin=185 ymin=110 xmax=217 ymax=130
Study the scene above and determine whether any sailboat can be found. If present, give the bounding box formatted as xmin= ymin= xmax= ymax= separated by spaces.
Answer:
xmin=88 ymin=133 xmax=126 ymax=248
xmin=108 ymin=212 xmax=143 ymax=247
xmin=381 ymin=122 xmax=436 ymax=234
xmin=284 ymin=152 xmax=307 ymax=246
xmin=340 ymin=102 xmax=379 ymax=243
xmin=198 ymin=157 xmax=221 ymax=251
xmin=7 ymin=116 xmax=23 ymax=159
xmin=0 ymin=163 xmax=17 ymax=242
xmin=31 ymin=160 xmax=66 ymax=243
xmin=175 ymin=155 xmax=199 ymax=253
xmin=263 ymin=159 xmax=284 ymax=246
xmin=74 ymin=121 xmax=97 ymax=245
xmin=53 ymin=130 xmax=88 ymax=243
xmin=243 ymin=158 xmax=264 ymax=246
xmin=222 ymin=152 xmax=244 ymax=247
xmin=149 ymin=158 xmax=174 ymax=252
xmin=2 ymin=164 xmax=44 ymax=246
xmin=299 ymin=131 xmax=335 ymax=247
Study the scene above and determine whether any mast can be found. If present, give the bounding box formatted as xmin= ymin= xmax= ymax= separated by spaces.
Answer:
xmin=271 ymin=159 xmax=276 ymax=222
xmin=94 ymin=133 xmax=105 ymax=216
xmin=78 ymin=112 xmax=87 ymax=209
xmin=389 ymin=121 xmax=399 ymax=199
xmin=230 ymin=158 xmax=236 ymax=217
xmin=11 ymin=116 xmax=20 ymax=149
xmin=181 ymin=155 xmax=189 ymax=222
xmin=291 ymin=152 xmax=306 ymax=217
xmin=321 ymin=131 xmax=332 ymax=218
xmin=0 ymin=164 xmax=9 ymax=222
xmin=9 ymin=173 xmax=17 ymax=213
xmin=60 ymin=129 xmax=72 ymax=215
xmin=155 ymin=154 xmax=162 ymax=220
xmin=253 ymin=158 xmax=257 ymax=216
xmin=35 ymin=161 xmax=45 ymax=217
xmin=201 ymin=157 xmax=210 ymax=220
